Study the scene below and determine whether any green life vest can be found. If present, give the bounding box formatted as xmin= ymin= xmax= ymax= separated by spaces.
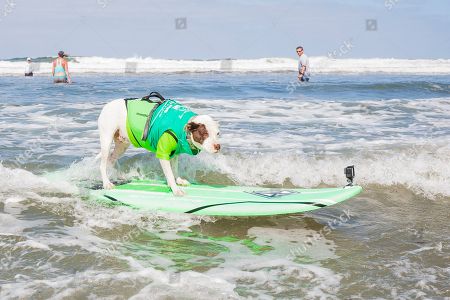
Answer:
xmin=125 ymin=99 xmax=199 ymax=156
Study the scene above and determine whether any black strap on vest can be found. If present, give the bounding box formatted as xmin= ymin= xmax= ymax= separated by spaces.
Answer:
xmin=141 ymin=92 xmax=166 ymax=141
xmin=165 ymin=130 xmax=179 ymax=157
xmin=124 ymin=97 xmax=138 ymax=110
xmin=165 ymin=130 xmax=178 ymax=143
xmin=142 ymin=91 xmax=165 ymax=102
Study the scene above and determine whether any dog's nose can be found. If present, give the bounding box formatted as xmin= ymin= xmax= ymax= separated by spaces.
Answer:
xmin=214 ymin=144 xmax=221 ymax=151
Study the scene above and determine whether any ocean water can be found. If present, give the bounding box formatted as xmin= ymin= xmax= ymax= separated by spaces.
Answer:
xmin=0 ymin=69 xmax=449 ymax=299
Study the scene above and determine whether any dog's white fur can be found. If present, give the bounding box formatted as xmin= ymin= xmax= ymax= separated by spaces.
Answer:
xmin=97 ymin=99 xmax=220 ymax=196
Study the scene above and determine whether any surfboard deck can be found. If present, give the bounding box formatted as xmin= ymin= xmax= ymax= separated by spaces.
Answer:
xmin=90 ymin=180 xmax=362 ymax=216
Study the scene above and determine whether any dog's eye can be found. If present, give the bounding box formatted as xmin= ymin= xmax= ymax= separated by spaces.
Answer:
xmin=217 ymin=132 xmax=220 ymax=136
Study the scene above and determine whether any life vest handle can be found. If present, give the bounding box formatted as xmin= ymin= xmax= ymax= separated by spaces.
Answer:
xmin=142 ymin=91 xmax=165 ymax=103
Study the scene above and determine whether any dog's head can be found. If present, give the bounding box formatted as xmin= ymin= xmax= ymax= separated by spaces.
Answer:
xmin=186 ymin=115 xmax=220 ymax=153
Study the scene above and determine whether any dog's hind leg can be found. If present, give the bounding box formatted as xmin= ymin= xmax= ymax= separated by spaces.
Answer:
xmin=99 ymin=128 xmax=115 ymax=189
xmin=98 ymin=99 xmax=129 ymax=189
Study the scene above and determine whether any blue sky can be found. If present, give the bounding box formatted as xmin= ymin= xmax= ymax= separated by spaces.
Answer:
xmin=0 ymin=0 xmax=449 ymax=59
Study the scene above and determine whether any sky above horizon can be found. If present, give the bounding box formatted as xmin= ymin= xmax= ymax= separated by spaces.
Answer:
xmin=0 ymin=0 xmax=449 ymax=60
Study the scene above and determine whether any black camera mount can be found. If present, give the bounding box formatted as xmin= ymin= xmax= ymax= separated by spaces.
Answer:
xmin=345 ymin=165 xmax=355 ymax=186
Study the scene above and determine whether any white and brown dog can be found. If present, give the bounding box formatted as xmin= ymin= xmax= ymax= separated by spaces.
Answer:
xmin=97 ymin=92 xmax=220 ymax=196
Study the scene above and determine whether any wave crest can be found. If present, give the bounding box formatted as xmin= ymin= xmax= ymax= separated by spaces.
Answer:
xmin=1 ymin=56 xmax=450 ymax=75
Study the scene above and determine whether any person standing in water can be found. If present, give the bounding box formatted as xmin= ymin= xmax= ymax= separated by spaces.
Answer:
xmin=52 ymin=51 xmax=72 ymax=83
xmin=24 ymin=57 xmax=33 ymax=76
xmin=296 ymin=46 xmax=310 ymax=82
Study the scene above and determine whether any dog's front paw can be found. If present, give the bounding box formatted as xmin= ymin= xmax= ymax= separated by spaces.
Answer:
xmin=171 ymin=187 xmax=186 ymax=197
xmin=176 ymin=177 xmax=190 ymax=186
xmin=103 ymin=181 xmax=115 ymax=190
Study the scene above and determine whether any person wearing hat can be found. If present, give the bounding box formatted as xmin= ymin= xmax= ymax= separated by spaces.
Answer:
xmin=24 ymin=57 xmax=33 ymax=77
xmin=52 ymin=51 xmax=72 ymax=83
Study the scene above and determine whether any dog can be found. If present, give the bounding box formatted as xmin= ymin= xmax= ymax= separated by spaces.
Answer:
xmin=97 ymin=92 xmax=220 ymax=196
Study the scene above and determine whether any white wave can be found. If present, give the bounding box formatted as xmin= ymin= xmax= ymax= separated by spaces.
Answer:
xmin=181 ymin=145 xmax=450 ymax=198
xmin=0 ymin=159 xmax=446 ymax=299
xmin=15 ymin=240 xmax=51 ymax=251
xmin=0 ymin=198 xmax=342 ymax=299
xmin=0 ymin=163 xmax=78 ymax=194
xmin=1 ymin=56 xmax=450 ymax=75
xmin=204 ymin=226 xmax=342 ymax=299
xmin=0 ymin=162 xmax=211 ymax=232
xmin=56 ymin=141 xmax=448 ymax=199
xmin=1 ymin=95 xmax=449 ymax=198
xmin=0 ymin=263 xmax=240 ymax=299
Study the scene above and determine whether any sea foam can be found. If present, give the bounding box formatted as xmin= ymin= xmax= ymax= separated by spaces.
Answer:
xmin=1 ymin=56 xmax=450 ymax=75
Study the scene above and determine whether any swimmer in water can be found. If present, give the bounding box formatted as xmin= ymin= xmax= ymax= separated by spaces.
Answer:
xmin=24 ymin=57 xmax=33 ymax=77
xmin=296 ymin=46 xmax=310 ymax=82
xmin=52 ymin=51 xmax=72 ymax=84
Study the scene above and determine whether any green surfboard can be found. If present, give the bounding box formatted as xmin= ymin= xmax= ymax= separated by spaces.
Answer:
xmin=90 ymin=180 xmax=362 ymax=216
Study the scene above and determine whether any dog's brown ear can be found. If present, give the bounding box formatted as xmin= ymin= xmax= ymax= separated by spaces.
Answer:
xmin=187 ymin=122 xmax=209 ymax=144
xmin=186 ymin=122 xmax=200 ymax=132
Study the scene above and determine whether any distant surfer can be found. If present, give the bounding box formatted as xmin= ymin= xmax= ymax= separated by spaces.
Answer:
xmin=52 ymin=51 xmax=72 ymax=84
xmin=24 ymin=57 xmax=33 ymax=77
xmin=296 ymin=46 xmax=310 ymax=82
